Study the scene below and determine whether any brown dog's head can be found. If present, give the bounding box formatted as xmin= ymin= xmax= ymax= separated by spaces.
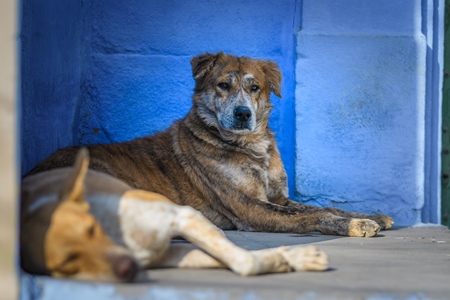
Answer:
xmin=191 ymin=52 xmax=282 ymax=140
xmin=20 ymin=149 xmax=139 ymax=282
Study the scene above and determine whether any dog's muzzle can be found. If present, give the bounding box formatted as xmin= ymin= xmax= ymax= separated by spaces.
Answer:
xmin=233 ymin=106 xmax=252 ymax=130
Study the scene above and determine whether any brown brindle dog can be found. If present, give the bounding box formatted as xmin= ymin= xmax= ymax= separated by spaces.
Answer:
xmin=28 ymin=52 xmax=393 ymax=237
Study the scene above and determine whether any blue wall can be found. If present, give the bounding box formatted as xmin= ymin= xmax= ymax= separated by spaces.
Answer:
xmin=295 ymin=0 xmax=427 ymax=225
xmin=21 ymin=0 xmax=441 ymax=226
xmin=422 ymin=0 xmax=444 ymax=224
xmin=21 ymin=0 xmax=83 ymax=174
xmin=21 ymin=0 xmax=300 ymax=197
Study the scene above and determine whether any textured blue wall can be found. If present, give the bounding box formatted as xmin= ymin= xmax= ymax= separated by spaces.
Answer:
xmin=22 ymin=0 xmax=300 ymax=197
xmin=21 ymin=0 xmax=439 ymax=226
xmin=422 ymin=0 xmax=444 ymax=224
xmin=21 ymin=0 xmax=83 ymax=174
xmin=296 ymin=0 xmax=427 ymax=225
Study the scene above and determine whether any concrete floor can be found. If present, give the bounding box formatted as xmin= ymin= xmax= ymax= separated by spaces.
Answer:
xmin=20 ymin=225 xmax=450 ymax=300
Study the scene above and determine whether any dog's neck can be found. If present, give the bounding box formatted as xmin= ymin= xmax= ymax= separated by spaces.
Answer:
xmin=183 ymin=108 xmax=272 ymax=162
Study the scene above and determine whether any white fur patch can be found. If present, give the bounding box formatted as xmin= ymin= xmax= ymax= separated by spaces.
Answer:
xmin=243 ymin=73 xmax=255 ymax=82
xmin=117 ymin=198 xmax=178 ymax=266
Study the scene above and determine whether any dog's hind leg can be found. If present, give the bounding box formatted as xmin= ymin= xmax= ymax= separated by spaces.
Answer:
xmin=174 ymin=206 xmax=328 ymax=276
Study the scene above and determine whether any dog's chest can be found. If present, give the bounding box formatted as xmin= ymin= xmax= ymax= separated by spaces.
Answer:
xmin=217 ymin=161 xmax=267 ymax=182
xmin=213 ymin=155 xmax=270 ymax=201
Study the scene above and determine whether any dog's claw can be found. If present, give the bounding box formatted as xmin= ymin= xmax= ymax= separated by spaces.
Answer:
xmin=348 ymin=219 xmax=380 ymax=237
xmin=369 ymin=214 xmax=394 ymax=230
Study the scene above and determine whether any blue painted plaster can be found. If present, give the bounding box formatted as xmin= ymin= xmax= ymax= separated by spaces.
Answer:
xmin=301 ymin=0 xmax=421 ymax=35
xmin=21 ymin=0 xmax=83 ymax=175
xmin=21 ymin=0 xmax=300 ymax=197
xmin=296 ymin=0 xmax=427 ymax=225
xmin=421 ymin=0 xmax=444 ymax=224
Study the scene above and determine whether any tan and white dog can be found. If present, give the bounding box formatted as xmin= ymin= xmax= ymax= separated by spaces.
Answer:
xmin=21 ymin=149 xmax=328 ymax=282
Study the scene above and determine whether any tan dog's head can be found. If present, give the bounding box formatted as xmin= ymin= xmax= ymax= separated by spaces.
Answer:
xmin=191 ymin=52 xmax=282 ymax=140
xmin=20 ymin=149 xmax=139 ymax=282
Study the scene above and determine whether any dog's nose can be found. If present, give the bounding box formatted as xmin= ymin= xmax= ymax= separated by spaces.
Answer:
xmin=113 ymin=255 xmax=139 ymax=282
xmin=234 ymin=106 xmax=252 ymax=122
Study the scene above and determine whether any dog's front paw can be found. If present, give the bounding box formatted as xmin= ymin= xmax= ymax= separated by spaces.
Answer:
xmin=368 ymin=214 xmax=394 ymax=230
xmin=279 ymin=246 xmax=328 ymax=271
xmin=348 ymin=219 xmax=380 ymax=237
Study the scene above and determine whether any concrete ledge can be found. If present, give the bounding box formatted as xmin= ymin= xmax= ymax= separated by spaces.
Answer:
xmin=20 ymin=226 xmax=450 ymax=299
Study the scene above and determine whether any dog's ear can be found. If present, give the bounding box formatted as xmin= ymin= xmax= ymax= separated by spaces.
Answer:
xmin=59 ymin=148 xmax=89 ymax=206
xmin=260 ymin=60 xmax=282 ymax=98
xmin=191 ymin=52 xmax=222 ymax=81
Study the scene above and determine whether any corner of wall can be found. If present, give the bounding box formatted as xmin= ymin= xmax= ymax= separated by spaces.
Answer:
xmin=295 ymin=0 xmax=427 ymax=226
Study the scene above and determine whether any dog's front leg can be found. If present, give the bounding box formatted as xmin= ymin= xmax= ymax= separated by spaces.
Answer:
xmin=156 ymin=243 xmax=226 ymax=269
xmin=266 ymin=143 xmax=392 ymax=234
xmin=174 ymin=206 xmax=328 ymax=275
xmin=284 ymin=200 xmax=394 ymax=230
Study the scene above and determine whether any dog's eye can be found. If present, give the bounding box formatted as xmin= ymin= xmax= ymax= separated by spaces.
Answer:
xmin=218 ymin=82 xmax=230 ymax=90
xmin=87 ymin=224 xmax=96 ymax=238
xmin=66 ymin=252 xmax=80 ymax=263
xmin=251 ymin=85 xmax=259 ymax=92
xmin=56 ymin=253 xmax=80 ymax=275
xmin=57 ymin=252 xmax=80 ymax=269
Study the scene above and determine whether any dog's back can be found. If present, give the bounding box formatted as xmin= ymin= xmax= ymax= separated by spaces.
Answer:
xmin=26 ymin=130 xmax=190 ymax=203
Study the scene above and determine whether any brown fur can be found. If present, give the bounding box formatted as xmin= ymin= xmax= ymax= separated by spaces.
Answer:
xmin=28 ymin=52 xmax=393 ymax=237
